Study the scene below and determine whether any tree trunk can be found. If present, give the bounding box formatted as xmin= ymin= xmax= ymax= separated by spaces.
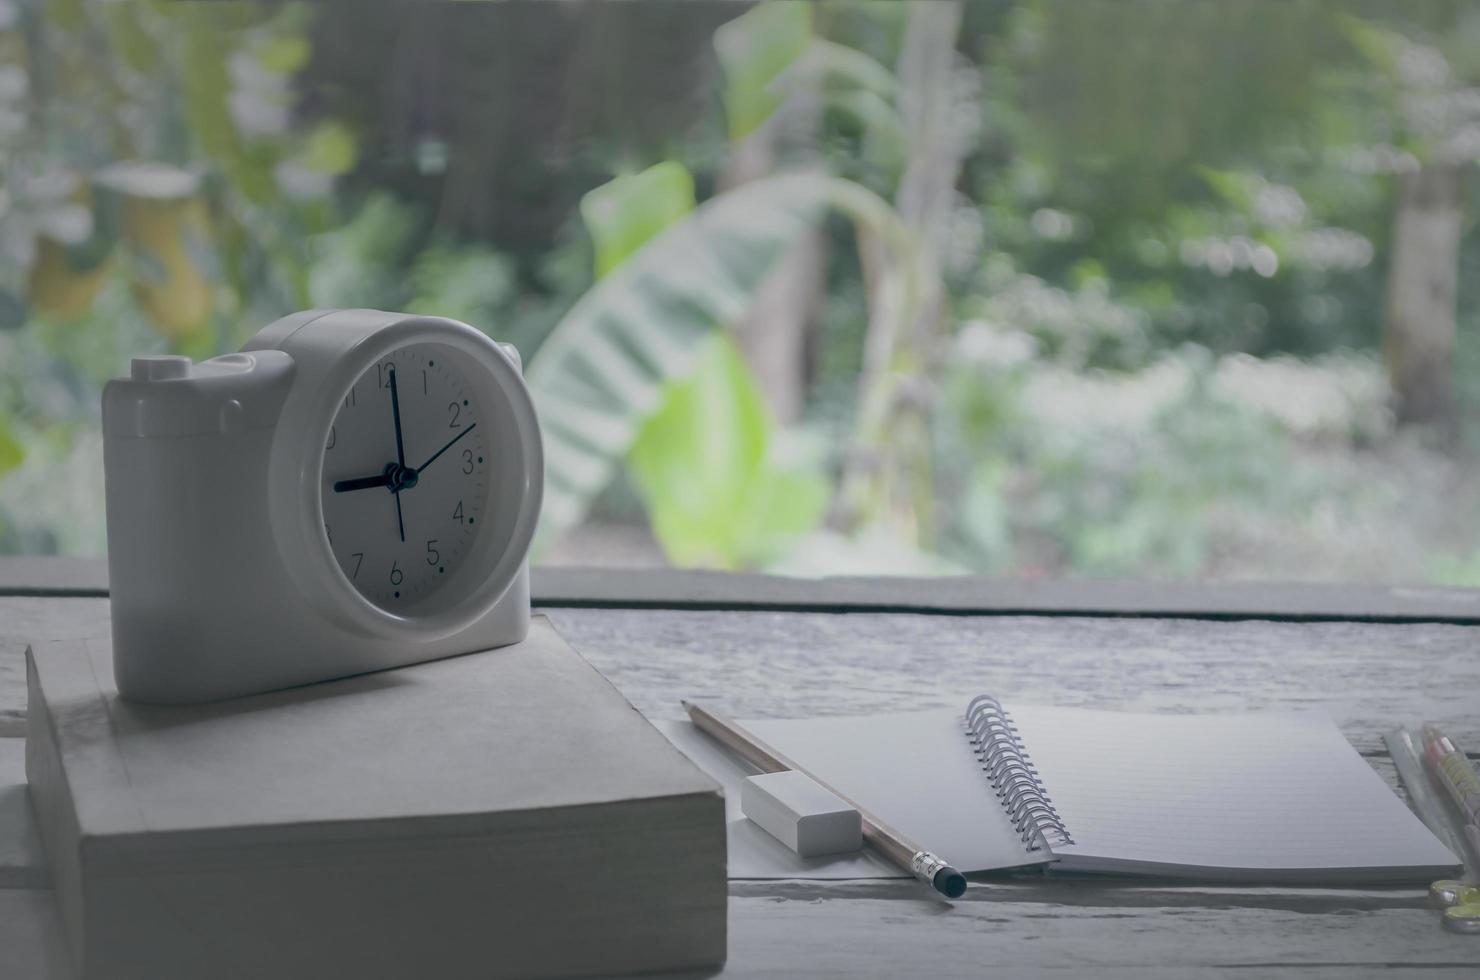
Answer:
xmin=719 ymin=101 xmax=827 ymax=426
xmin=1383 ymin=163 xmax=1461 ymax=442
xmin=833 ymin=0 xmax=964 ymax=540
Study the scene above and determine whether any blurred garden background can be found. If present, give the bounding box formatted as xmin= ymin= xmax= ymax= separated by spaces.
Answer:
xmin=4 ymin=0 xmax=1480 ymax=583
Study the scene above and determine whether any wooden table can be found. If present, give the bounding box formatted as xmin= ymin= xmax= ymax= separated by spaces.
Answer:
xmin=3 ymin=559 xmax=1478 ymax=978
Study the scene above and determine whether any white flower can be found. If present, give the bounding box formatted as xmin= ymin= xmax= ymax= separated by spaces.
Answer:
xmin=36 ymin=203 xmax=93 ymax=245
xmin=274 ymin=161 xmax=334 ymax=201
xmin=0 ymin=65 xmax=28 ymax=102
xmin=955 ymin=320 xmax=1038 ymax=370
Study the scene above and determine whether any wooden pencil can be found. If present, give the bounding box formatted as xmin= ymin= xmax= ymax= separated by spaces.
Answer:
xmin=682 ymin=699 xmax=967 ymax=898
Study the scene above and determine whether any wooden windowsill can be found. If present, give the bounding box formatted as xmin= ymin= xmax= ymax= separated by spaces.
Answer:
xmin=3 ymin=555 xmax=1480 ymax=623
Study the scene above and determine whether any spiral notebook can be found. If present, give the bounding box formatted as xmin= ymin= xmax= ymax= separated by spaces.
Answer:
xmin=737 ymin=698 xmax=1461 ymax=883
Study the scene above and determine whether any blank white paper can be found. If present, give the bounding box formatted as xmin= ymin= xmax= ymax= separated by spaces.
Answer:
xmin=1005 ymin=704 xmax=1461 ymax=878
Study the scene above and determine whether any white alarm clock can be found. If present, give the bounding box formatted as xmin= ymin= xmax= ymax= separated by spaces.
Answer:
xmin=102 ymin=309 xmax=543 ymax=703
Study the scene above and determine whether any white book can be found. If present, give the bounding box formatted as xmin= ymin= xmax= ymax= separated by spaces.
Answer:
xmin=27 ymin=617 xmax=725 ymax=980
xmin=736 ymin=698 xmax=1461 ymax=883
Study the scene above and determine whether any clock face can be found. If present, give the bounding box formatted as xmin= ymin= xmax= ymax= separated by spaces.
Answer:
xmin=320 ymin=343 xmax=491 ymax=610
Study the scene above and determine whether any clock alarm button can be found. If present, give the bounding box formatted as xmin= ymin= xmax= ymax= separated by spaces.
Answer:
xmin=103 ymin=349 xmax=296 ymax=440
xmin=130 ymin=355 xmax=191 ymax=381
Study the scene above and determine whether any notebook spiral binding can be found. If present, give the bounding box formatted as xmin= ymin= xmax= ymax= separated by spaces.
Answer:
xmin=964 ymin=695 xmax=1075 ymax=851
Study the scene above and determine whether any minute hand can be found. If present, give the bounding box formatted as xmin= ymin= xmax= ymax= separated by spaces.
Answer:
xmin=388 ymin=367 xmax=407 ymax=467
xmin=415 ymin=422 xmax=477 ymax=474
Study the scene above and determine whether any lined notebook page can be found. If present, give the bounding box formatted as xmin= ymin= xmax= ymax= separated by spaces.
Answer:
xmin=1004 ymin=704 xmax=1459 ymax=876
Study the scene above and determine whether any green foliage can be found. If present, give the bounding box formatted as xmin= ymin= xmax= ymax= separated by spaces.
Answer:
xmin=0 ymin=418 xmax=21 ymax=476
xmin=938 ymin=348 xmax=1314 ymax=579
xmin=5 ymin=0 xmax=1480 ymax=587
xmin=714 ymin=1 xmax=813 ymax=140
xmin=257 ymin=34 xmax=311 ymax=74
xmin=1064 ymin=391 xmax=1294 ymax=576
xmin=580 ymin=162 xmax=695 ymax=279
xmin=628 ymin=336 xmax=826 ymax=569
xmin=406 ymin=247 xmax=518 ymax=327
xmin=570 ymin=159 xmax=872 ymax=568
xmin=297 ymin=189 xmax=579 ymax=363
xmin=800 ymin=37 xmax=898 ymax=99
xmin=1015 ymin=0 xmax=1347 ymax=205
xmin=307 ymin=194 xmax=421 ymax=309
xmin=302 ymin=121 xmax=359 ymax=177
xmin=526 ymin=172 xmax=841 ymax=549
xmin=0 ymin=0 xmax=355 ymax=353
xmin=180 ymin=11 xmax=266 ymax=201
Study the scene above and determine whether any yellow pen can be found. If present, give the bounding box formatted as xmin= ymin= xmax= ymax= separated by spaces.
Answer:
xmin=1422 ymin=724 xmax=1480 ymax=824
xmin=1420 ymin=723 xmax=1480 ymax=932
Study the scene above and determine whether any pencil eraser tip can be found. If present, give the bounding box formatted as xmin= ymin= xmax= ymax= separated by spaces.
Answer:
xmin=741 ymin=770 xmax=862 ymax=858
xmin=934 ymin=867 xmax=967 ymax=898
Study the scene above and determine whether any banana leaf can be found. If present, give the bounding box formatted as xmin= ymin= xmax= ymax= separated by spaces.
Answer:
xmin=527 ymin=171 xmax=899 ymax=551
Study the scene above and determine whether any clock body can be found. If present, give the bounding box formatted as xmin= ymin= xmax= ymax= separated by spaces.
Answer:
xmin=101 ymin=309 xmax=543 ymax=703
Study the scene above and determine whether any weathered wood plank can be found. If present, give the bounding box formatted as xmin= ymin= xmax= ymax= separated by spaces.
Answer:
xmin=4 ymin=881 xmax=1463 ymax=979
xmin=695 ymin=892 xmax=1477 ymax=978
xmin=0 ymin=598 xmax=110 ymax=737
xmin=536 ymin=567 xmax=1480 ymax=624
xmin=732 ymin=877 xmax=1432 ymax=910
xmin=542 ymin=608 xmax=1480 ymax=755
xmin=1 ymin=595 xmax=1473 ymax=976
xmin=0 ymin=644 xmax=29 ymax=738
xmin=11 ymin=555 xmax=1480 ymax=623
xmin=0 ymin=597 xmax=112 ymax=643
xmin=1 ymin=598 xmax=1475 ymax=754
xmin=0 ymin=738 xmax=46 ymax=888
xmin=0 ymin=556 xmax=106 ymax=597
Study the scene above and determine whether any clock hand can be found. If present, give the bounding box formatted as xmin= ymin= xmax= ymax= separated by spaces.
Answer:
xmin=334 ymin=472 xmax=394 ymax=493
xmin=332 ymin=465 xmax=408 ymax=542
xmin=333 ymin=460 xmax=420 ymax=494
xmin=413 ymin=422 xmax=477 ymax=475
xmin=387 ymin=366 xmax=406 ymax=468
xmin=387 ymin=368 xmax=408 ymax=543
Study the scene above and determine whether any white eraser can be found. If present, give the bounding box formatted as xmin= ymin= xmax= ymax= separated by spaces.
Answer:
xmin=741 ymin=771 xmax=862 ymax=857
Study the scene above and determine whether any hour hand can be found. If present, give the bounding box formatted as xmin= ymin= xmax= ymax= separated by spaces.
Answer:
xmin=333 ymin=472 xmax=394 ymax=493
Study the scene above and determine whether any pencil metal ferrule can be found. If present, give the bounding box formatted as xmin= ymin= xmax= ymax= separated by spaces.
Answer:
xmin=911 ymin=850 xmax=967 ymax=898
xmin=911 ymin=850 xmax=946 ymax=882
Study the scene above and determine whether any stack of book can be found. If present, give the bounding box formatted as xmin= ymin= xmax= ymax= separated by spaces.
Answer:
xmin=27 ymin=617 xmax=725 ymax=979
